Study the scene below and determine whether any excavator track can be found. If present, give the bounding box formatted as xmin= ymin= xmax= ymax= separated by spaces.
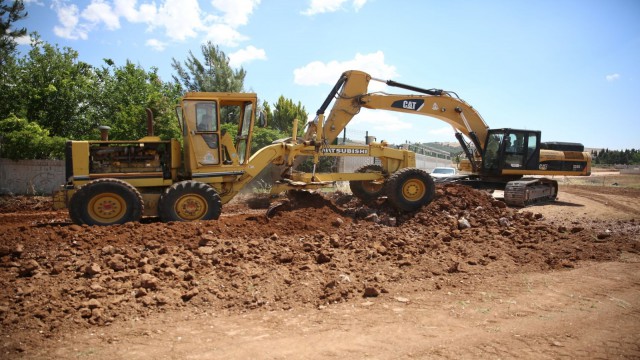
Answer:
xmin=504 ymin=178 xmax=558 ymax=207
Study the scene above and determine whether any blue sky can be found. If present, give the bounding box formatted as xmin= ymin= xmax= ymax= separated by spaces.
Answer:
xmin=16 ymin=0 xmax=640 ymax=150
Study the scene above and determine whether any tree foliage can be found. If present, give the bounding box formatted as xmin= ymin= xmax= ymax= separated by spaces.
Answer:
xmin=2 ymin=35 xmax=96 ymax=139
xmin=593 ymin=148 xmax=640 ymax=165
xmin=271 ymin=95 xmax=307 ymax=136
xmin=0 ymin=0 xmax=27 ymax=67
xmin=171 ymin=42 xmax=245 ymax=93
xmin=0 ymin=115 xmax=65 ymax=160
xmin=92 ymin=60 xmax=182 ymax=140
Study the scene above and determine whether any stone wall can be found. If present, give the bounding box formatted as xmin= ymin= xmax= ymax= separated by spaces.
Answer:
xmin=0 ymin=158 xmax=65 ymax=195
xmin=0 ymin=152 xmax=454 ymax=196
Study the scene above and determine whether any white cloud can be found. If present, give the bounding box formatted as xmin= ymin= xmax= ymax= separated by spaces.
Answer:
xmin=52 ymin=1 xmax=89 ymax=40
xmin=302 ymin=0 xmax=368 ymax=15
xmin=352 ymin=0 xmax=367 ymax=11
xmin=202 ymin=23 xmax=249 ymax=47
xmin=211 ymin=0 xmax=260 ymax=27
xmin=82 ymin=0 xmax=120 ymax=30
xmin=146 ymin=38 xmax=167 ymax=51
xmin=49 ymin=0 xmax=259 ymax=50
xmin=349 ymin=109 xmax=412 ymax=133
xmin=429 ymin=126 xmax=455 ymax=136
xmin=153 ymin=0 xmax=202 ymax=41
xmin=293 ymin=51 xmax=398 ymax=89
xmin=606 ymin=73 xmax=620 ymax=82
xmin=114 ymin=0 xmax=156 ymax=23
xmin=229 ymin=45 xmax=267 ymax=67
xmin=15 ymin=34 xmax=32 ymax=45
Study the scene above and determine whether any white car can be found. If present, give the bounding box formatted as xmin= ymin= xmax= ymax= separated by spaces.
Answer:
xmin=430 ymin=167 xmax=457 ymax=178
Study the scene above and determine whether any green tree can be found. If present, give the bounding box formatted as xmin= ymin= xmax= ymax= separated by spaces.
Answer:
xmin=171 ymin=42 xmax=245 ymax=93
xmin=271 ymin=95 xmax=307 ymax=136
xmin=0 ymin=0 xmax=27 ymax=67
xmin=3 ymin=35 xmax=96 ymax=139
xmin=0 ymin=115 xmax=65 ymax=160
xmin=92 ymin=59 xmax=181 ymax=140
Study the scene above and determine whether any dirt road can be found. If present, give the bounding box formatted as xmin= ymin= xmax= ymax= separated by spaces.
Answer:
xmin=1 ymin=183 xmax=639 ymax=359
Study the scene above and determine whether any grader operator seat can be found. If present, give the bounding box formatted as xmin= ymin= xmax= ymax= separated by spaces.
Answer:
xmin=220 ymin=128 xmax=239 ymax=165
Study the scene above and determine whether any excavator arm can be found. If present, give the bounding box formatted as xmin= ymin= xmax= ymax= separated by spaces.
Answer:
xmin=304 ymin=70 xmax=491 ymax=162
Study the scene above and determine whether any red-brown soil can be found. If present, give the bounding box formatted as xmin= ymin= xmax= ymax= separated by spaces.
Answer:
xmin=0 ymin=183 xmax=639 ymax=359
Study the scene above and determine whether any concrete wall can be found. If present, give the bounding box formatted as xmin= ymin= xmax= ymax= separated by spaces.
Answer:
xmin=0 ymin=158 xmax=65 ymax=195
xmin=338 ymin=153 xmax=454 ymax=173
xmin=0 ymin=152 xmax=454 ymax=195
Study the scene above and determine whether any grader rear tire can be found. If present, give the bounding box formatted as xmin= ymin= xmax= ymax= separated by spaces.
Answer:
xmin=385 ymin=168 xmax=435 ymax=212
xmin=158 ymin=181 xmax=222 ymax=222
xmin=69 ymin=178 xmax=144 ymax=226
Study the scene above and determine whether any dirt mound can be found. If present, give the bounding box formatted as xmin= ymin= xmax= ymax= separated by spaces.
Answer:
xmin=0 ymin=184 xmax=638 ymax=353
xmin=0 ymin=195 xmax=52 ymax=213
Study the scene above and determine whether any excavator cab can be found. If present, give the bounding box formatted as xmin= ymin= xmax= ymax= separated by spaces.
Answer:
xmin=481 ymin=128 xmax=541 ymax=176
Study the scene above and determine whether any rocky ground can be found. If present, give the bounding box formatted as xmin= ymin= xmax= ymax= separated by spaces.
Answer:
xmin=0 ymin=183 xmax=639 ymax=359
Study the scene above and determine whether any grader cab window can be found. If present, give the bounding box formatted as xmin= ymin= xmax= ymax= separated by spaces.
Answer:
xmin=196 ymin=102 xmax=217 ymax=132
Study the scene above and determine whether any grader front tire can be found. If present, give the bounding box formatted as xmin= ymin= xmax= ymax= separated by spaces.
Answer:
xmin=158 ymin=181 xmax=222 ymax=222
xmin=385 ymin=168 xmax=435 ymax=212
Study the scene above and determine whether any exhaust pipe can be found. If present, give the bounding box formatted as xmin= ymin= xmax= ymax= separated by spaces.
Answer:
xmin=145 ymin=108 xmax=154 ymax=137
xmin=98 ymin=126 xmax=111 ymax=141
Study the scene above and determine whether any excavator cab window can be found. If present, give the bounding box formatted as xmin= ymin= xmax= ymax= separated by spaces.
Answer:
xmin=482 ymin=129 xmax=541 ymax=174
xmin=482 ymin=133 xmax=504 ymax=174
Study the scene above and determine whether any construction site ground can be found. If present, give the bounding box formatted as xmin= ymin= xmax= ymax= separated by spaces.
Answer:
xmin=1 ymin=173 xmax=639 ymax=359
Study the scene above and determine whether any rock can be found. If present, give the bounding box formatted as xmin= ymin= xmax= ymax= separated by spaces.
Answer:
xmin=101 ymin=245 xmax=115 ymax=255
xmin=18 ymin=259 xmax=40 ymax=277
xmin=135 ymin=288 xmax=147 ymax=298
xmin=79 ymin=308 xmax=92 ymax=318
xmin=363 ymin=287 xmax=380 ymax=298
xmin=329 ymin=234 xmax=341 ymax=248
xmin=492 ymin=200 xmax=507 ymax=208
xmin=182 ymin=288 xmax=199 ymax=301
xmin=570 ymin=227 xmax=584 ymax=234
xmin=316 ymin=252 xmax=331 ymax=264
xmin=13 ymin=244 xmax=24 ymax=257
xmin=140 ymin=264 xmax=154 ymax=274
xmin=155 ymin=294 xmax=170 ymax=306
xmin=197 ymin=246 xmax=215 ymax=256
xmin=278 ymin=252 xmax=294 ymax=264
xmin=107 ymin=255 xmax=126 ymax=271
xmin=85 ymin=263 xmax=102 ymax=277
xmin=139 ymin=274 xmax=160 ymax=290
xmin=84 ymin=299 xmax=102 ymax=309
xmin=458 ymin=217 xmax=471 ymax=230
xmin=373 ymin=243 xmax=387 ymax=255
xmin=69 ymin=224 xmax=83 ymax=232
xmin=199 ymin=234 xmax=217 ymax=246
xmin=596 ymin=231 xmax=612 ymax=240
xmin=364 ymin=213 xmax=380 ymax=223
xmin=498 ymin=217 xmax=510 ymax=227
xmin=331 ymin=217 xmax=344 ymax=227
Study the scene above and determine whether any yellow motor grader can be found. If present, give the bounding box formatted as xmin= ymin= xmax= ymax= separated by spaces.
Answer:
xmin=54 ymin=70 xmax=591 ymax=225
